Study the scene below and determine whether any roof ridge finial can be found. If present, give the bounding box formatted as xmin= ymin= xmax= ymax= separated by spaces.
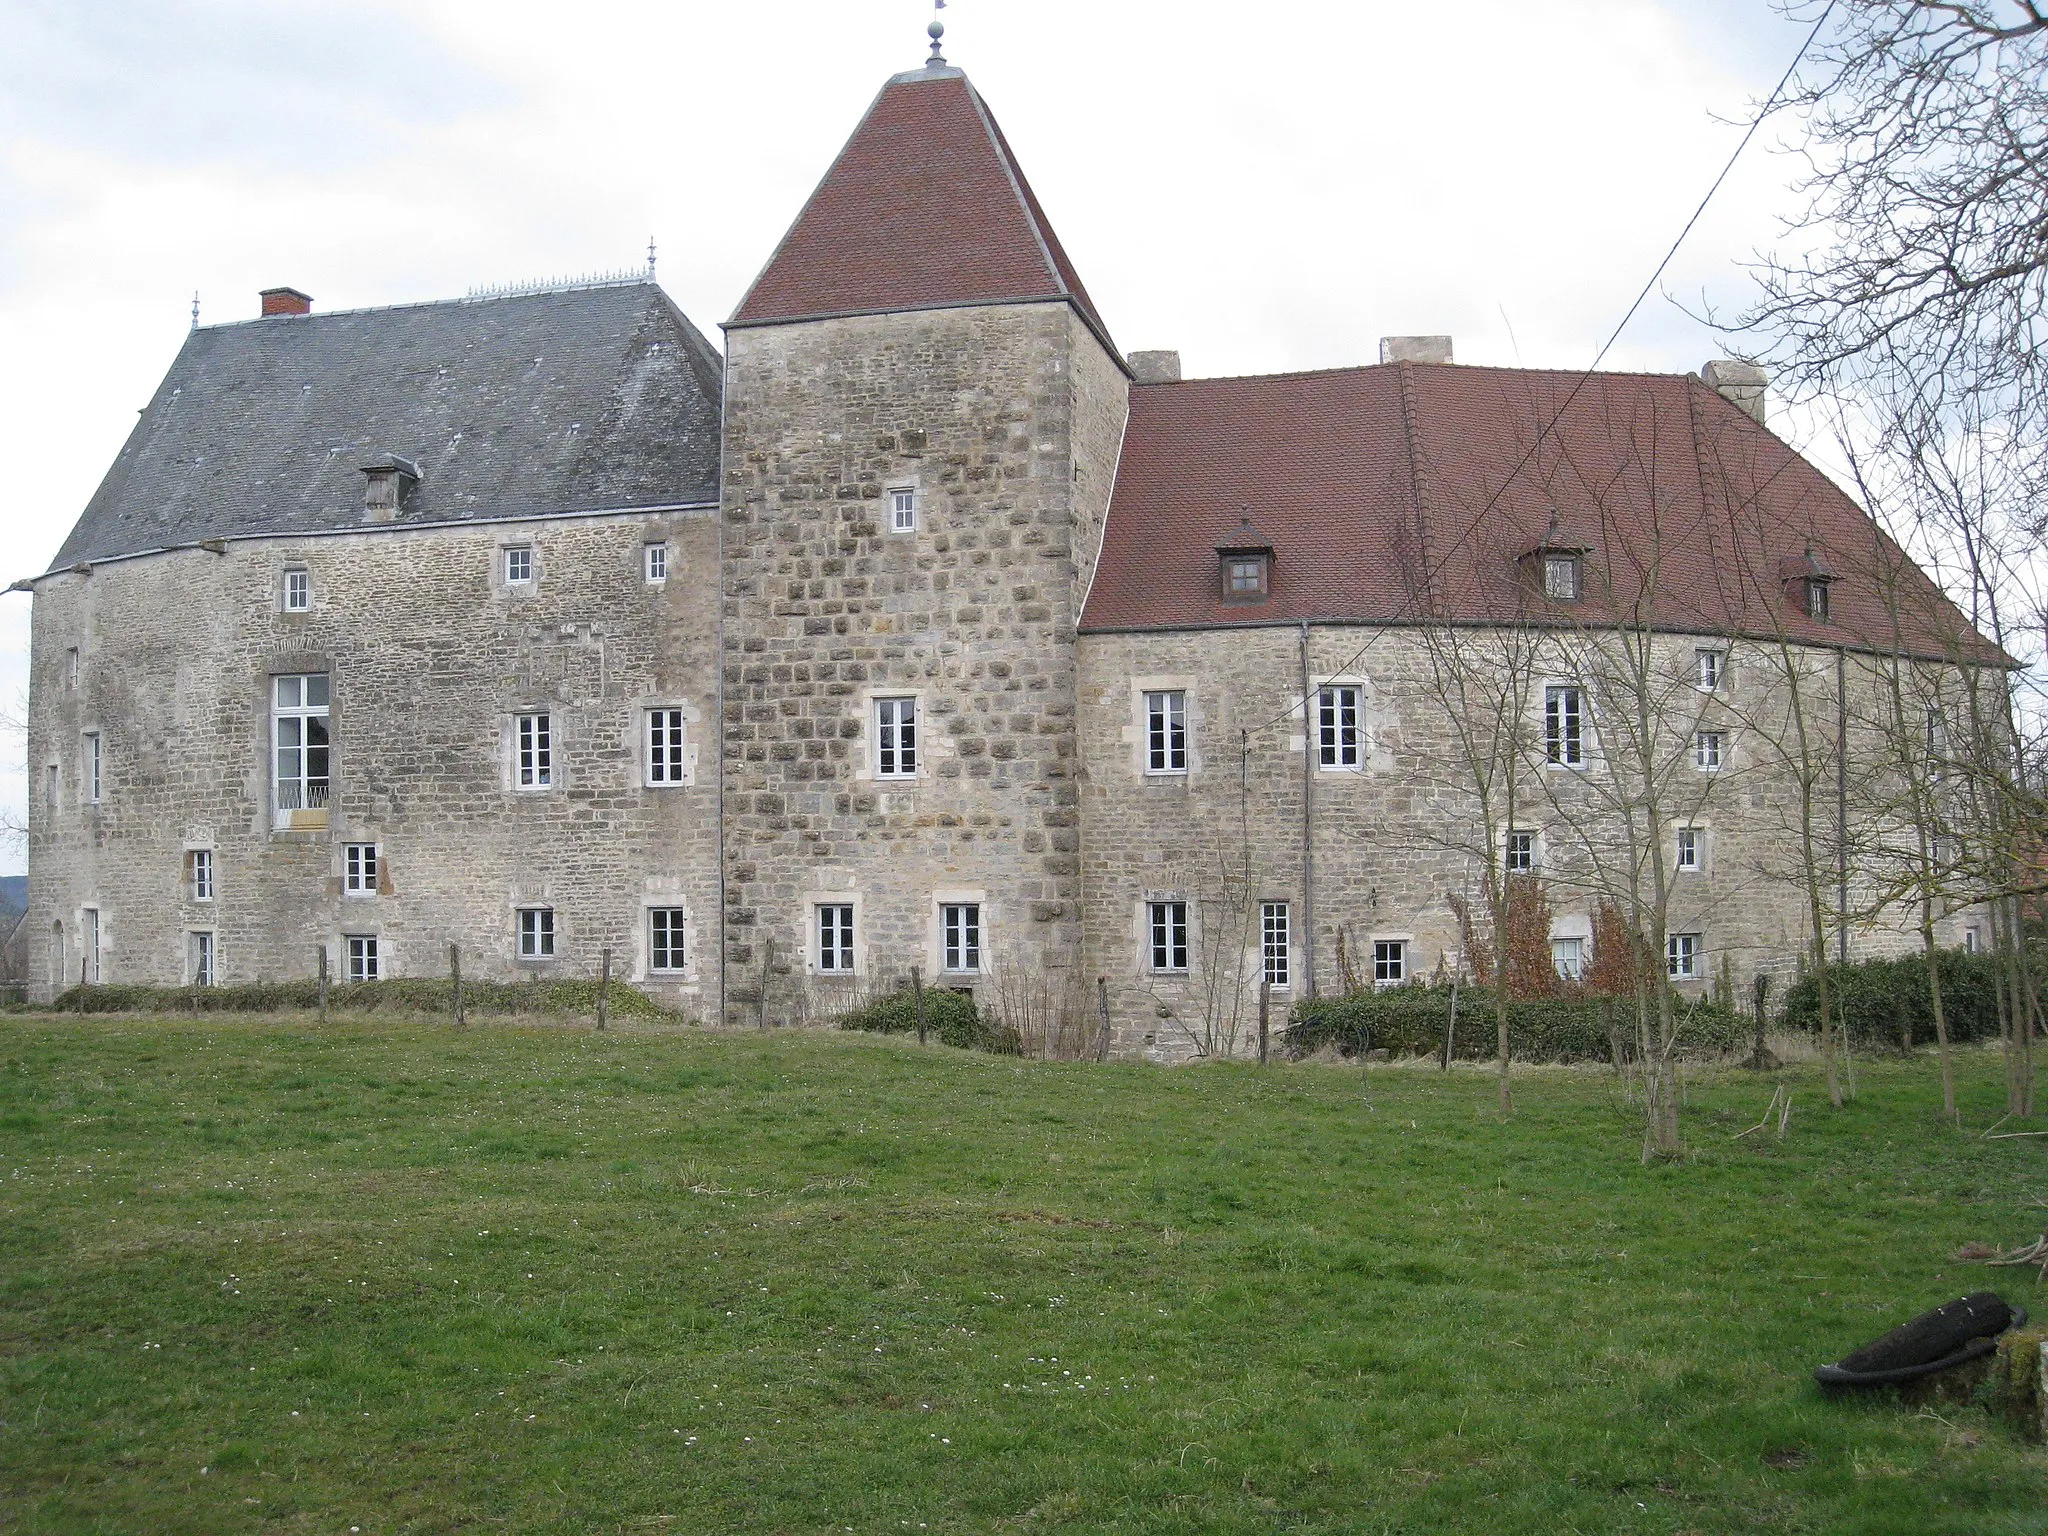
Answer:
xmin=927 ymin=0 xmax=946 ymax=65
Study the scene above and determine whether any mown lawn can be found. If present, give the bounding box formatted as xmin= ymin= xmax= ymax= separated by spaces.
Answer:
xmin=0 ymin=1020 xmax=2043 ymax=1535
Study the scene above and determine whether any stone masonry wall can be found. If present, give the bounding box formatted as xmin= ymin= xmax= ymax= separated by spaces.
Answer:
xmin=720 ymin=302 xmax=1128 ymax=1024
xmin=25 ymin=509 xmax=721 ymax=1006
xmin=1078 ymin=623 xmax=1974 ymax=1061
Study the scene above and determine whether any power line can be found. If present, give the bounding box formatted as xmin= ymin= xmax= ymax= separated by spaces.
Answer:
xmin=1236 ymin=0 xmax=1839 ymax=742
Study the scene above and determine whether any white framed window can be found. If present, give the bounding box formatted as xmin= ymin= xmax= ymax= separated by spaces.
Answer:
xmin=1695 ymin=648 xmax=1722 ymax=691
xmin=941 ymin=902 xmax=981 ymax=974
xmin=516 ymin=713 xmax=553 ymax=789
xmin=1544 ymin=685 xmax=1584 ymax=767
xmin=83 ymin=732 xmax=101 ymax=804
xmin=284 ymin=567 xmax=311 ymax=612
xmin=1552 ymin=936 xmax=1585 ymax=981
xmin=344 ymin=842 xmax=379 ymax=895
xmin=273 ymin=673 xmax=331 ymax=826
xmin=187 ymin=849 xmax=214 ymax=902
xmin=81 ymin=907 xmax=101 ymax=985
xmin=876 ymin=697 xmax=917 ymax=778
xmin=1806 ymin=578 xmax=1831 ymax=622
xmin=644 ymin=542 xmax=669 ymax=583
xmin=1666 ymin=931 xmax=1702 ymax=979
xmin=1926 ymin=706 xmax=1947 ymax=757
xmin=1372 ymin=939 xmax=1406 ymax=987
xmin=1544 ymin=554 xmax=1581 ymax=601
xmin=1148 ymin=901 xmax=1190 ymax=972
xmin=504 ymin=545 xmax=533 ymax=585
xmin=517 ymin=906 xmax=555 ymax=960
xmin=1505 ymin=828 xmax=1537 ymax=874
xmin=1694 ymin=730 xmax=1725 ymax=772
xmin=1675 ymin=825 xmax=1703 ymax=872
xmin=1318 ymin=685 xmax=1362 ymax=769
xmin=1145 ymin=690 xmax=1188 ymax=774
xmin=188 ymin=930 xmax=216 ymax=987
xmin=649 ymin=908 xmax=687 ymax=973
xmin=344 ymin=934 xmax=379 ymax=983
xmin=1964 ymin=927 xmax=1983 ymax=954
xmin=647 ymin=709 xmax=688 ymax=785
xmin=889 ymin=486 xmax=918 ymax=534
xmin=1261 ymin=902 xmax=1291 ymax=988
xmin=817 ymin=904 xmax=855 ymax=973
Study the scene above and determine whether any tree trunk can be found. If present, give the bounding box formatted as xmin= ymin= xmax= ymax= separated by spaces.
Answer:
xmin=1921 ymin=911 xmax=1955 ymax=1123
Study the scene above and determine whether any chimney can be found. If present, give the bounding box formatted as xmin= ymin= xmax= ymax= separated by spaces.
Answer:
xmin=1380 ymin=336 xmax=1453 ymax=366
xmin=1126 ymin=350 xmax=1181 ymax=384
xmin=260 ymin=287 xmax=312 ymax=317
xmin=1702 ymin=358 xmax=1769 ymax=425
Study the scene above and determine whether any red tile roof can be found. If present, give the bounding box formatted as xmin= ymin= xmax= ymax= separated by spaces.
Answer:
xmin=729 ymin=65 xmax=1119 ymax=361
xmin=1081 ymin=362 xmax=1999 ymax=664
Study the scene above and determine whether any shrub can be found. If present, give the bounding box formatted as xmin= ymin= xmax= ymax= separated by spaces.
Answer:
xmin=837 ymin=987 xmax=1005 ymax=1052
xmin=1778 ymin=949 xmax=2014 ymax=1052
xmin=1283 ymin=986 xmax=1746 ymax=1064
xmin=44 ymin=977 xmax=684 ymax=1021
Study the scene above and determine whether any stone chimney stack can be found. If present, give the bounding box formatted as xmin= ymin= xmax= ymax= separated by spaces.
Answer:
xmin=260 ymin=287 xmax=312 ymax=317
xmin=1127 ymin=350 xmax=1181 ymax=384
xmin=1702 ymin=358 xmax=1769 ymax=425
xmin=1380 ymin=336 xmax=1453 ymax=365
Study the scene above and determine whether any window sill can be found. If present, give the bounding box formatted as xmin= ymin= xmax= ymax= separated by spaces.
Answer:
xmin=1142 ymin=770 xmax=1189 ymax=780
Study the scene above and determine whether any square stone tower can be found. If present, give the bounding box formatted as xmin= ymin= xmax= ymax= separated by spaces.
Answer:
xmin=719 ymin=54 xmax=1130 ymax=1023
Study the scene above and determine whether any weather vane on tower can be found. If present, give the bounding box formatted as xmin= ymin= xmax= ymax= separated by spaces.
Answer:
xmin=927 ymin=0 xmax=947 ymax=64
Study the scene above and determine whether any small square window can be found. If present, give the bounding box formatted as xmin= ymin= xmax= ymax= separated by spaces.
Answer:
xmin=344 ymin=842 xmax=379 ymax=895
xmin=1224 ymin=556 xmax=1268 ymax=599
xmin=876 ymin=697 xmax=917 ymax=778
xmin=644 ymin=542 xmax=669 ymax=583
xmin=1695 ymin=649 xmax=1722 ymax=691
xmin=1552 ymin=936 xmax=1585 ymax=981
xmin=1372 ymin=940 xmax=1406 ymax=987
xmin=505 ymin=546 xmax=533 ymax=584
xmin=817 ymin=904 xmax=855 ymax=973
xmin=1148 ymin=901 xmax=1190 ymax=972
xmin=1505 ymin=828 xmax=1536 ymax=874
xmin=1675 ymin=825 xmax=1703 ymax=872
xmin=516 ymin=713 xmax=552 ymax=789
xmin=1145 ymin=690 xmax=1187 ymax=774
xmin=1694 ymin=730 xmax=1725 ymax=772
xmin=344 ymin=934 xmax=379 ymax=983
xmin=1544 ymin=555 xmax=1581 ymax=601
xmin=1261 ymin=902 xmax=1290 ymax=988
xmin=1666 ymin=931 xmax=1702 ymax=979
xmin=284 ymin=567 xmax=311 ymax=612
xmin=187 ymin=849 xmax=214 ymax=902
xmin=650 ymin=908 xmax=687 ymax=973
xmin=189 ymin=931 xmax=216 ymax=987
xmin=518 ymin=906 xmax=555 ymax=960
xmin=941 ymin=902 xmax=982 ymax=974
xmin=889 ymin=487 xmax=918 ymax=534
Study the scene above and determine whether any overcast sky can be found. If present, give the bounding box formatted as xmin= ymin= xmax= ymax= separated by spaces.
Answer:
xmin=0 ymin=0 xmax=1823 ymax=873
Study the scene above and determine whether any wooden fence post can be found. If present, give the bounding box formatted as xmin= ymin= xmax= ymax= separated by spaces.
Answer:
xmin=597 ymin=947 xmax=611 ymax=1031
xmin=450 ymin=944 xmax=464 ymax=1028
xmin=1096 ymin=977 xmax=1112 ymax=1063
xmin=1258 ymin=978 xmax=1270 ymax=1066
xmin=912 ymin=966 xmax=928 ymax=1046
xmin=317 ymin=945 xmax=329 ymax=1026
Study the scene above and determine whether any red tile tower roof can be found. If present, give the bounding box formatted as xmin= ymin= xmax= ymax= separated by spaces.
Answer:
xmin=1082 ymin=361 xmax=2000 ymax=664
xmin=728 ymin=62 xmax=1121 ymax=366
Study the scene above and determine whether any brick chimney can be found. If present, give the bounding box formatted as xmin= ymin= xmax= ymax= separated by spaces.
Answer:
xmin=1127 ymin=350 xmax=1181 ymax=384
xmin=1702 ymin=359 xmax=1769 ymax=425
xmin=1380 ymin=336 xmax=1453 ymax=365
xmin=260 ymin=287 xmax=312 ymax=317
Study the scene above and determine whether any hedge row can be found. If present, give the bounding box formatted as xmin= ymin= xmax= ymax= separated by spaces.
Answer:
xmin=42 ymin=977 xmax=682 ymax=1020
xmin=1283 ymin=987 xmax=1749 ymax=1064
xmin=1779 ymin=950 xmax=2021 ymax=1052
xmin=837 ymin=988 xmax=1012 ymax=1052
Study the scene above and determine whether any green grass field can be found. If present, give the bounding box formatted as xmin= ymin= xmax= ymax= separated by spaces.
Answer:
xmin=0 ymin=1019 xmax=2043 ymax=1534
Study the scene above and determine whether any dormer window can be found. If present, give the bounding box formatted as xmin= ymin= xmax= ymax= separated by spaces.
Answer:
xmin=1781 ymin=549 xmax=1835 ymax=622
xmin=1215 ymin=514 xmax=1275 ymax=604
xmin=357 ymin=454 xmax=420 ymax=517
xmin=1543 ymin=554 xmax=1581 ymax=601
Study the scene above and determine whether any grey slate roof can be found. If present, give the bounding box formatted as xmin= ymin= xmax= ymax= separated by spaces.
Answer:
xmin=51 ymin=281 xmax=724 ymax=570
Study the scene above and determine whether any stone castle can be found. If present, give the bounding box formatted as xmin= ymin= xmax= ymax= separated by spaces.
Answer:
xmin=21 ymin=43 xmax=1994 ymax=1055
